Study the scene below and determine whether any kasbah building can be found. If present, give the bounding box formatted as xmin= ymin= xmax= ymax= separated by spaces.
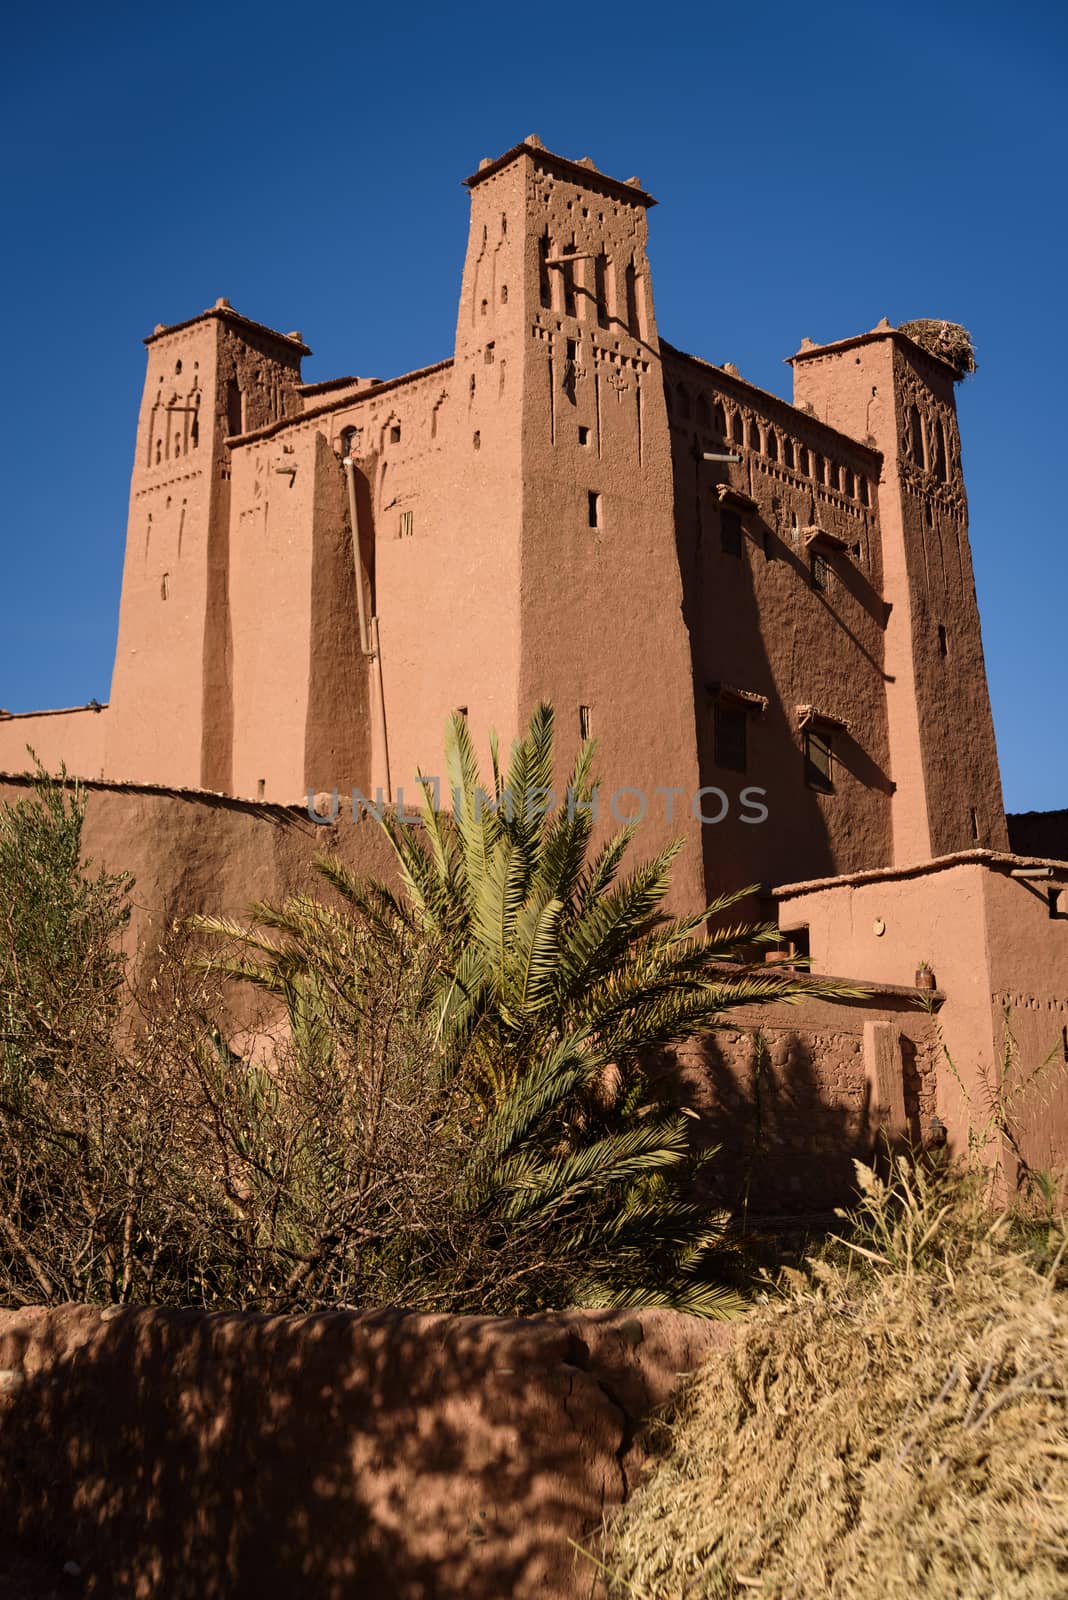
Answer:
xmin=3 ymin=135 xmax=1068 ymax=1209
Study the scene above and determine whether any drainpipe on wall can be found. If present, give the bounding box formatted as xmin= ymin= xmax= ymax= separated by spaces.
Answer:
xmin=343 ymin=455 xmax=391 ymax=800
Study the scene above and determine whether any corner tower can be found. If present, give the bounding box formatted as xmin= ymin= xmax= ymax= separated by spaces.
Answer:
xmin=107 ymin=302 xmax=307 ymax=789
xmin=791 ymin=323 xmax=1007 ymax=862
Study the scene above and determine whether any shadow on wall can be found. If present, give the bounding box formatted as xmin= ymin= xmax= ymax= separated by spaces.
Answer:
xmin=0 ymin=1305 xmax=726 ymax=1600
xmin=660 ymin=1021 xmax=932 ymax=1214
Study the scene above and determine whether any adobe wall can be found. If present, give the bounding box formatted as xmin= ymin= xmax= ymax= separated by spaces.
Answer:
xmin=0 ymin=1303 xmax=727 ymax=1600
xmin=791 ymin=331 xmax=1007 ymax=863
xmin=0 ymin=706 xmax=108 ymax=781
xmin=0 ymin=773 xmax=943 ymax=1210
xmin=662 ymin=347 xmax=891 ymax=897
xmin=1008 ymin=809 xmax=1068 ymax=861
xmin=778 ymin=856 xmax=1068 ymax=1185
xmin=672 ymin=987 xmax=940 ymax=1211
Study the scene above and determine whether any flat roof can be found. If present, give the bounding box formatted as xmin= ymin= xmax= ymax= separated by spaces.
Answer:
xmin=465 ymin=138 xmax=656 ymax=209
xmin=788 ymin=324 xmax=959 ymax=379
xmin=144 ymin=302 xmax=311 ymax=357
xmin=775 ymin=848 xmax=1068 ymax=899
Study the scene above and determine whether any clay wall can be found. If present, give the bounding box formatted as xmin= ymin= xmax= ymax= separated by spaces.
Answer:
xmin=0 ymin=1304 xmax=727 ymax=1600
xmin=662 ymin=346 xmax=891 ymax=898
xmin=674 ymin=986 xmax=939 ymax=1211
xmin=0 ymin=705 xmax=108 ymax=780
xmin=791 ymin=331 xmax=1007 ymax=864
xmin=776 ymin=854 xmax=1068 ymax=1182
xmin=509 ymin=147 xmax=707 ymax=915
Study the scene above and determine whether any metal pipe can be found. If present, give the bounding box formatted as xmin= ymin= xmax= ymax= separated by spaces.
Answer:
xmin=1010 ymin=866 xmax=1055 ymax=879
xmin=342 ymin=456 xmax=370 ymax=655
xmin=702 ymin=452 xmax=742 ymax=462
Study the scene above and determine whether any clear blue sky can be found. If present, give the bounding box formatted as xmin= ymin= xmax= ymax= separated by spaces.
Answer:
xmin=2 ymin=0 xmax=1065 ymax=812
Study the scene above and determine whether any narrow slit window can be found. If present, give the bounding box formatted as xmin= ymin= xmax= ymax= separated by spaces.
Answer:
xmin=969 ymin=806 xmax=979 ymax=840
xmin=714 ymin=703 xmax=747 ymax=773
xmin=579 ymin=705 xmax=592 ymax=740
xmin=399 ymin=510 xmax=413 ymax=538
xmin=587 ymin=490 xmax=602 ymax=529
xmin=811 ymin=552 xmax=830 ymax=591
xmin=937 ymin=624 xmax=948 ymax=656
xmin=720 ymin=509 xmax=743 ymax=557
xmin=578 ymin=425 xmax=590 ymax=445
xmin=257 ymin=779 xmax=266 ymax=800
xmin=804 ymin=727 xmax=834 ymax=792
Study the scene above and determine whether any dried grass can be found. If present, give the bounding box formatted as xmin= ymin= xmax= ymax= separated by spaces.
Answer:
xmin=898 ymin=319 xmax=977 ymax=377
xmin=605 ymin=1160 xmax=1068 ymax=1598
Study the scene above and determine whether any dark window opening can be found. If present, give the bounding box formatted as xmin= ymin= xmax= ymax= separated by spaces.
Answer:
xmin=909 ymin=404 xmax=925 ymax=467
xmin=969 ymin=806 xmax=979 ymax=840
xmin=748 ymin=420 xmax=761 ymax=451
xmin=538 ymin=232 xmax=552 ymax=308
xmin=933 ymin=418 xmax=948 ymax=481
xmin=937 ymin=624 xmax=948 ymax=657
xmin=257 ymin=779 xmax=266 ymax=800
xmin=578 ymin=425 xmax=590 ymax=445
xmin=390 ymin=423 xmax=401 ymax=443
xmin=858 ymin=475 xmax=869 ymax=506
xmin=767 ymin=430 xmax=779 ymax=461
xmin=811 ymin=552 xmax=830 ymax=591
xmin=587 ymin=490 xmax=602 ymax=529
xmin=782 ymin=437 xmax=794 ymax=468
xmin=697 ymin=394 xmax=711 ymax=428
xmin=566 ymin=338 xmax=577 ymax=362
xmin=731 ymin=411 xmax=744 ymax=445
xmin=720 ymin=508 xmax=743 ymax=557
xmin=594 ymin=252 xmax=609 ymax=327
xmin=579 ymin=704 xmax=592 ymax=740
xmin=484 ymin=342 xmax=495 ymax=364
xmin=804 ymin=727 xmax=834 ymax=792
xmin=225 ymin=379 xmax=244 ymax=438
xmin=713 ymin=403 xmax=727 ymax=437
xmin=714 ymin=703 xmax=747 ymax=772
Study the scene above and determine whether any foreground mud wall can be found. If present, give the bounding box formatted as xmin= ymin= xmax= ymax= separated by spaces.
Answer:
xmin=0 ymin=1304 xmax=726 ymax=1600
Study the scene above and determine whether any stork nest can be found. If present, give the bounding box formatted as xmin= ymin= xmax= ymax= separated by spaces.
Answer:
xmin=898 ymin=319 xmax=977 ymax=378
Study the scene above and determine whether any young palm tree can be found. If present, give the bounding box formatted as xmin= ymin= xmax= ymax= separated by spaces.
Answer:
xmin=198 ymin=705 xmax=851 ymax=1315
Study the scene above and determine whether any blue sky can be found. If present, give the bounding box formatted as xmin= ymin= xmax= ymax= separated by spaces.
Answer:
xmin=1 ymin=0 xmax=1065 ymax=811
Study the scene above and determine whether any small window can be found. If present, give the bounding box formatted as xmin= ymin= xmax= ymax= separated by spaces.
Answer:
xmin=714 ymin=703 xmax=747 ymax=772
xmin=399 ymin=510 xmax=413 ymax=538
xmin=175 ymin=359 xmax=182 ymax=375
xmin=969 ymin=806 xmax=979 ymax=840
xmin=766 ymin=430 xmax=779 ymax=462
xmin=796 ymin=445 xmax=809 ymax=475
xmin=160 ymin=572 xmax=170 ymax=601
xmin=804 ymin=727 xmax=833 ymax=792
xmin=390 ymin=424 xmax=401 ymax=444
xmin=731 ymin=411 xmax=744 ymax=445
xmin=484 ymin=342 xmax=495 ymax=364
xmin=937 ymin=624 xmax=948 ymax=657
xmin=473 ymin=431 xmax=481 ymax=450
xmin=578 ymin=425 xmax=590 ymax=445
xmin=456 ymin=705 xmax=469 ymax=722
xmin=782 ymin=437 xmax=795 ymax=468
xmin=587 ymin=490 xmax=602 ymax=529
xmin=858 ymin=475 xmax=870 ymax=506
xmin=566 ymin=338 xmax=577 ymax=362
xmin=811 ymin=552 xmax=830 ymax=591
xmin=748 ymin=420 xmax=761 ymax=451
xmin=257 ymin=779 xmax=266 ymax=800
xmin=341 ymin=426 xmax=360 ymax=458
xmin=720 ymin=509 xmax=743 ymax=557
xmin=579 ymin=705 xmax=592 ymax=740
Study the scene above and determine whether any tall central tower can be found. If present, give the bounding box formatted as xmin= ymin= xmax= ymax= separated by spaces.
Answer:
xmin=452 ymin=138 xmax=706 ymax=906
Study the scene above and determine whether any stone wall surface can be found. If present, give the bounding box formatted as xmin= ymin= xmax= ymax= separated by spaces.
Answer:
xmin=0 ymin=1304 xmax=728 ymax=1600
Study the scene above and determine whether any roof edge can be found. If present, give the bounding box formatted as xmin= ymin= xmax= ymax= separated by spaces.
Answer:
xmin=144 ymin=304 xmax=311 ymax=356
xmin=464 ymin=140 xmax=656 ymax=208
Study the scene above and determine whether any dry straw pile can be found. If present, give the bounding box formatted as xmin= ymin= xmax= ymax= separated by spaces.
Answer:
xmin=606 ymin=1160 xmax=1067 ymax=1598
xmin=898 ymin=319 xmax=977 ymax=377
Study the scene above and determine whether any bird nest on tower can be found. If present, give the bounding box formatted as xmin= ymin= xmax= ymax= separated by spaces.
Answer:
xmin=898 ymin=319 xmax=977 ymax=378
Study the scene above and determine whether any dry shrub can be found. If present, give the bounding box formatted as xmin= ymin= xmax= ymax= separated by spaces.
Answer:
xmin=898 ymin=319 xmax=977 ymax=377
xmin=606 ymin=1159 xmax=1068 ymax=1598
